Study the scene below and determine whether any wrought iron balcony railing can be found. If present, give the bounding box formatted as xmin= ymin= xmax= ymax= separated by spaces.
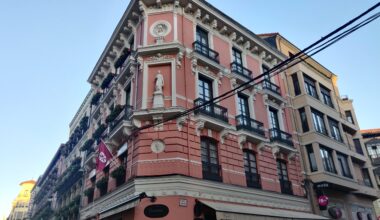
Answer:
xmin=231 ymin=62 xmax=252 ymax=79
xmin=246 ymin=173 xmax=262 ymax=189
xmin=202 ymin=162 xmax=222 ymax=182
xmin=279 ymin=179 xmax=293 ymax=195
xmin=269 ymin=128 xmax=294 ymax=147
xmin=194 ymin=98 xmax=228 ymax=123
xmin=236 ymin=115 xmax=265 ymax=137
xmin=193 ymin=41 xmax=220 ymax=63
xmin=109 ymin=105 xmax=134 ymax=132
xmin=262 ymin=79 xmax=281 ymax=95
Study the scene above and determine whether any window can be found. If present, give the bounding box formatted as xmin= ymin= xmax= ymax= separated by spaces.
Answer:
xmin=312 ymin=109 xmax=327 ymax=134
xmin=262 ymin=65 xmax=270 ymax=80
xmin=299 ymin=108 xmax=309 ymax=132
xmin=304 ymin=74 xmax=318 ymax=99
xmin=320 ymin=146 xmax=336 ymax=173
xmin=320 ymin=85 xmax=334 ymax=108
xmin=243 ymin=150 xmax=260 ymax=188
xmin=345 ymin=110 xmax=354 ymax=124
xmin=196 ymin=26 xmax=209 ymax=46
xmin=277 ymin=160 xmax=293 ymax=195
xmin=232 ymin=48 xmax=243 ymax=65
xmin=306 ymin=144 xmax=318 ymax=172
xmin=198 ymin=76 xmax=213 ymax=101
xmin=292 ymin=73 xmax=301 ymax=96
xmin=201 ymin=137 xmax=221 ymax=182
xmin=354 ymin=139 xmax=364 ymax=155
xmin=337 ymin=153 xmax=352 ymax=178
xmin=367 ymin=145 xmax=380 ymax=159
xmin=329 ymin=118 xmax=342 ymax=142
xmin=125 ymin=86 xmax=131 ymax=106
xmin=269 ymin=107 xmax=280 ymax=129
xmin=129 ymin=36 xmax=134 ymax=50
xmin=237 ymin=94 xmax=250 ymax=116
xmin=362 ymin=169 xmax=373 ymax=187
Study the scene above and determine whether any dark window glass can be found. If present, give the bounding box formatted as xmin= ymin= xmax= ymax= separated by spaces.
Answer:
xmin=312 ymin=109 xmax=327 ymax=135
xmin=367 ymin=145 xmax=380 ymax=159
xmin=269 ymin=107 xmax=280 ymax=129
xmin=354 ymin=139 xmax=364 ymax=155
xmin=232 ymin=48 xmax=243 ymax=65
xmin=243 ymin=150 xmax=261 ymax=188
xmin=262 ymin=65 xmax=270 ymax=80
xmin=320 ymin=146 xmax=336 ymax=173
xmin=320 ymin=85 xmax=334 ymax=108
xmin=292 ymin=73 xmax=301 ymax=96
xmin=129 ymin=36 xmax=134 ymax=50
xmin=198 ymin=76 xmax=213 ymax=101
xmin=362 ymin=169 xmax=373 ymax=187
xmin=328 ymin=118 xmax=342 ymax=142
xmin=304 ymin=74 xmax=318 ymax=99
xmin=125 ymin=86 xmax=131 ymax=105
xmin=201 ymin=137 xmax=221 ymax=182
xmin=237 ymin=94 xmax=250 ymax=116
xmin=306 ymin=144 xmax=318 ymax=172
xmin=277 ymin=160 xmax=288 ymax=181
xmin=196 ymin=26 xmax=209 ymax=46
xmin=345 ymin=111 xmax=355 ymax=124
xmin=337 ymin=153 xmax=352 ymax=178
xmin=299 ymin=108 xmax=309 ymax=132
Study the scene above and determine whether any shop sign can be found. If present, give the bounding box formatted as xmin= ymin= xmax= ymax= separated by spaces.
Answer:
xmin=318 ymin=195 xmax=329 ymax=208
xmin=144 ymin=204 xmax=169 ymax=218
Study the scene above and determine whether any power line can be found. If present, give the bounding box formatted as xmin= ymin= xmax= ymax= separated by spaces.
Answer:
xmin=131 ymin=2 xmax=380 ymax=135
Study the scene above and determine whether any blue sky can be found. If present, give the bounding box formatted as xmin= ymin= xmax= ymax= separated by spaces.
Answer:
xmin=0 ymin=0 xmax=379 ymax=217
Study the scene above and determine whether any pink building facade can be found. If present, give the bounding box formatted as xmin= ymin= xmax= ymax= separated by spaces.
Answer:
xmin=79 ymin=0 xmax=326 ymax=219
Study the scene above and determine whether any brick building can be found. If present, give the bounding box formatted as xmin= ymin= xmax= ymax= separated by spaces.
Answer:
xmin=76 ymin=0 xmax=324 ymax=219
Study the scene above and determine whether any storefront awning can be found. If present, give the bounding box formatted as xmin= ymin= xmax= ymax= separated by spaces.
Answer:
xmin=199 ymin=200 xmax=328 ymax=220
xmin=99 ymin=194 xmax=140 ymax=219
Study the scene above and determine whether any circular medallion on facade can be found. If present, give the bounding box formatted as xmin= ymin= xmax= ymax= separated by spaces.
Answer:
xmin=151 ymin=139 xmax=165 ymax=153
xmin=99 ymin=152 xmax=107 ymax=163
xmin=150 ymin=21 xmax=171 ymax=37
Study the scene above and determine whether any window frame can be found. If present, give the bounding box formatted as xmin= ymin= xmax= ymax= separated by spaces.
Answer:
xmin=311 ymin=109 xmax=327 ymax=135
xmin=303 ymin=74 xmax=319 ymax=99
xmin=337 ymin=153 xmax=352 ymax=178
xmin=320 ymin=84 xmax=334 ymax=108
xmin=201 ymin=137 xmax=221 ymax=182
xmin=232 ymin=47 xmax=243 ymax=66
xmin=306 ymin=144 xmax=318 ymax=172
xmin=299 ymin=107 xmax=309 ymax=132
xmin=320 ymin=146 xmax=336 ymax=173
xmin=291 ymin=73 xmax=301 ymax=96
xmin=328 ymin=117 xmax=342 ymax=142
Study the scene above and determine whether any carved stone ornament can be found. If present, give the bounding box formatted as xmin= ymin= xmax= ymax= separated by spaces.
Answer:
xmin=151 ymin=139 xmax=166 ymax=153
xmin=150 ymin=20 xmax=172 ymax=38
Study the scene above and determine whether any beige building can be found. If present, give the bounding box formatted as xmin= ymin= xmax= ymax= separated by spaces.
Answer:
xmin=260 ymin=33 xmax=379 ymax=220
xmin=8 ymin=180 xmax=36 ymax=220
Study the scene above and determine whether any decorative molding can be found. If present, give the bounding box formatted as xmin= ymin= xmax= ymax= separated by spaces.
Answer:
xmin=151 ymin=139 xmax=165 ymax=154
xmin=152 ymin=114 xmax=164 ymax=131
xmin=195 ymin=120 xmax=205 ymax=136
xmin=147 ymin=53 xmax=172 ymax=62
xmin=257 ymin=142 xmax=266 ymax=154
xmin=176 ymin=51 xmax=184 ymax=69
xmin=272 ymin=146 xmax=280 ymax=158
xmin=176 ymin=116 xmax=187 ymax=131
xmin=238 ymin=135 xmax=247 ymax=149
xmin=220 ymin=129 xmax=232 ymax=144
xmin=191 ymin=58 xmax=198 ymax=75
xmin=287 ymin=152 xmax=297 ymax=162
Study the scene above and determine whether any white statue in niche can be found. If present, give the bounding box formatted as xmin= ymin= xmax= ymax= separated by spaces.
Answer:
xmin=153 ymin=71 xmax=165 ymax=108
xmin=154 ymin=71 xmax=164 ymax=94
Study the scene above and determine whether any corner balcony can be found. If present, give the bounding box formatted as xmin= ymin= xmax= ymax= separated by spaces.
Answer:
xmin=261 ymin=80 xmax=286 ymax=104
xmin=269 ymin=128 xmax=295 ymax=153
xmin=236 ymin=115 xmax=266 ymax=143
xmin=231 ymin=62 xmax=252 ymax=82
xmin=107 ymin=105 xmax=134 ymax=145
xmin=194 ymin=98 xmax=229 ymax=132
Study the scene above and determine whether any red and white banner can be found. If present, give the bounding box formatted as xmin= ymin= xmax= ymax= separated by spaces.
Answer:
xmin=96 ymin=140 xmax=113 ymax=171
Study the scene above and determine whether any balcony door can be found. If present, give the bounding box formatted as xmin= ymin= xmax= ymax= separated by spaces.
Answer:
xmin=196 ymin=27 xmax=209 ymax=46
xmin=269 ymin=107 xmax=280 ymax=129
xmin=244 ymin=150 xmax=260 ymax=188
xmin=237 ymin=94 xmax=250 ymax=126
xmin=201 ymin=137 xmax=221 ymax=182
xmin=277 ymin=160 xmax=292 ymax=194
xmin=198 ymin=76 xmax=213 ymax=112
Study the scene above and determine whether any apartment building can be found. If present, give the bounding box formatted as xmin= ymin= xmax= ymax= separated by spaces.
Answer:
xmin=8 ymin=180 xmax=35 ymax=220
xmin=361 ymin=129 xmax=380 ymax=217
xmin=73 ymin=0 xmax=327 ymax=219
xmin=260 ymin=33 xmax=379 ymax=219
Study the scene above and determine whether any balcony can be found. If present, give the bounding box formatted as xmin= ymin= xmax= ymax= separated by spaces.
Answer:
xmin=269 ymin=128 xmax=294 ymax=147
xmin=108 ymin=105 xmax=134 ymax=145
xmin=193 ymin=41 xmax=219 ymax=64
xmin=194 ymin=98 xmax=228 ymax=125
xmin=261 ymin=80 xmax=286 ymax=104
xmin=246 ymin=173 xmax=261 ymax=189
xmin=279 ymin=179 xmax=293 ymax=195
xmin=231 ymin=62 xmax=252 ymax=81
xmin=236 ymin=115 xmax=266 ymax=144
xmin=202 ymin=162 xmax=222 ymax=182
